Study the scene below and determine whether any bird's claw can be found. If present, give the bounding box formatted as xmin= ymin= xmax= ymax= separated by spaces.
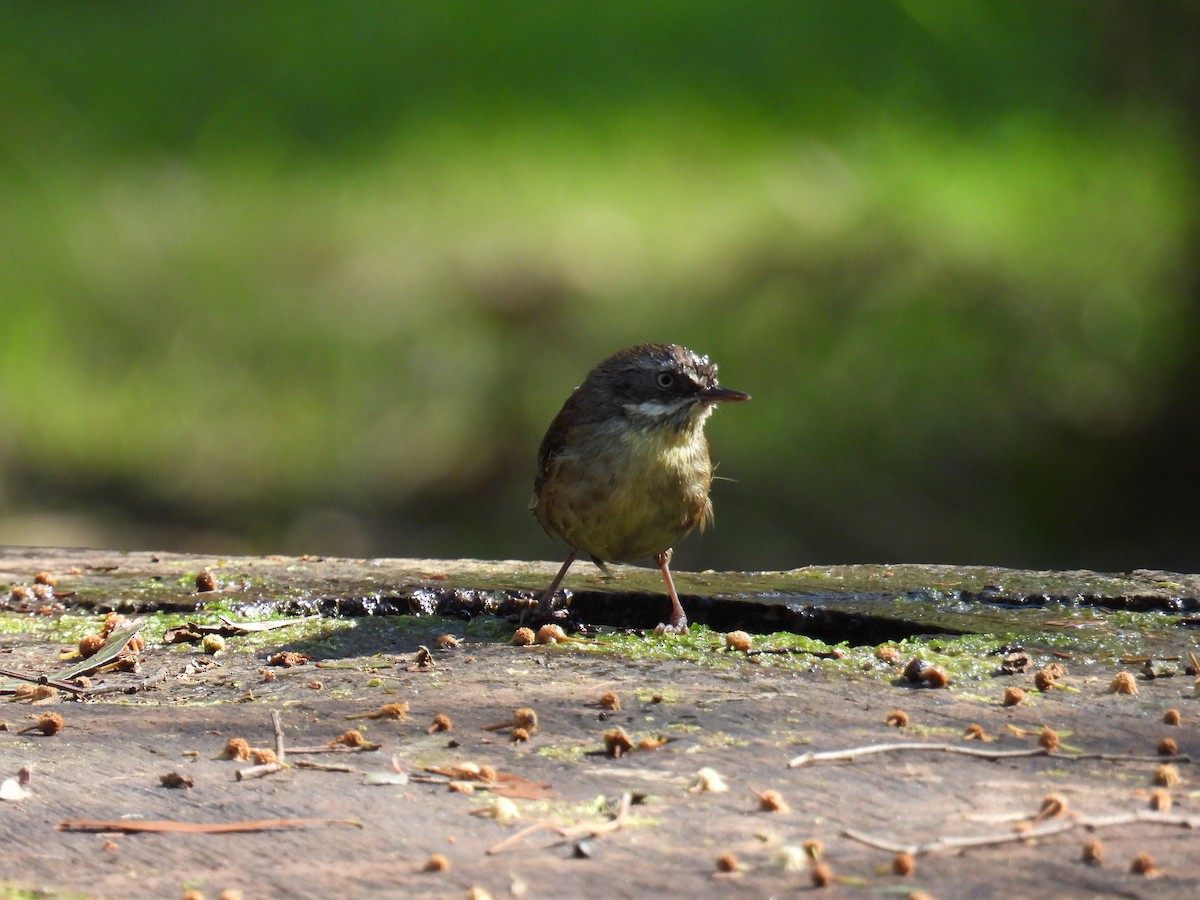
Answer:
xmin=653 ymin=621 xmax=690 ymax=636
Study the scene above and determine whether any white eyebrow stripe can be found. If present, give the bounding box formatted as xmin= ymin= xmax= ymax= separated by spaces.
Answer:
xmin=623 ymin=399 xmax=692 ymax=418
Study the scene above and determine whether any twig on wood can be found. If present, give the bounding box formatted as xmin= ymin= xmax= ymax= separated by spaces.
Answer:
xmin=0 ymin=665 xmax=165 ymax=698
xmin=294 ymin=761 xmax=355 ymax=773
xmin=57 ymin=817 xmax=361 ymax=835
xmin=486 ymin=791 xmax=632 ymax=855
xmin=844 ymin=810 xmax=1200 ymax=857
xmin=787 ymin=741 xmax=1192 ymax=769
xmin=71 ymin=669 xmax=168 ymax=697
xmin=788 ymin=743 xmax=1051 ymax=768
xmin=236 ymin=762 xmax=285 ymax=781
xmin=271 ymin=709 xmax=287 ymax=764
xmin=285 ymin=744 xmax=381 ymax=755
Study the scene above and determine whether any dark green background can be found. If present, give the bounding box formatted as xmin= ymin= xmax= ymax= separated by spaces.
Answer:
xmin=1 ymin=2 xmax=1197 ymax=573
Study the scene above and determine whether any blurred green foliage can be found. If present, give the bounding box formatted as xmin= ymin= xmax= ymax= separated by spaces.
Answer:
xmin=1 ymin=2 xmax=1197 ymax=572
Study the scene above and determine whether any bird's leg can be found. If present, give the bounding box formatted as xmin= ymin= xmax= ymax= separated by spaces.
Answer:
xmin=653 ymin=548 xmax=689 ymax=634
xmin=536 ymin=549 xmax=577 ymax=617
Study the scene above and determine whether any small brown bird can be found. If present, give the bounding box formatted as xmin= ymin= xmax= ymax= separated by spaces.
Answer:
xmin=532 ymin=343 xmax=749 ymax=632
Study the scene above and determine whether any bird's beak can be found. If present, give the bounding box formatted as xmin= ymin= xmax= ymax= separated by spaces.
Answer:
xmin=702 ymin=385 xmax=751 ymax=404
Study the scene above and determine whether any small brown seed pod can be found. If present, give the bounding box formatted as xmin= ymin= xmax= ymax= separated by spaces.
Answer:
xmin=891 ymin=851 xmax=915 ymax=876
xmin=1108 ymin=671 xmax=1137 ymax=695
xmin=1154 ymin=763 xmax=1181 ymax=787
xmin=604 ymin=727 xmax=634 ymax=758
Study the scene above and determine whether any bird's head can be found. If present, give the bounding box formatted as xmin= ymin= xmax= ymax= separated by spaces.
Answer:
xmin=578 ymin=343 xmax=750 ymax=432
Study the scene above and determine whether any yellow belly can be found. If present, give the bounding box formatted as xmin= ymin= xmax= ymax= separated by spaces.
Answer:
xmin=536 ymin=421 xmax=714 ymax=563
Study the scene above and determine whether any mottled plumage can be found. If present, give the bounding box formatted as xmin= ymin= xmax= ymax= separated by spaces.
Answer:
xmin=533 ymin=343 xmax=749 ymax=631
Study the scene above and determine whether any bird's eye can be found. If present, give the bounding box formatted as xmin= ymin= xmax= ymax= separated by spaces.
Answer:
xmin=654 ymin=371 xmax=675 ymax=390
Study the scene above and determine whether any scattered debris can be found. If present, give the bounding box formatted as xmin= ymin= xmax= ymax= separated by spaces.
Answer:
xmin=689 ymin=767 xmax=728 ymax=793
xmin=17 ymin=713 xmax=63 ymax=736
xmin=57 ymin=817 xmax=361 ymax=834
xmin=346 ymin=702 xmax=409 ymax=721
xmin=1108 ymin=672 xmax=1138 ymax=695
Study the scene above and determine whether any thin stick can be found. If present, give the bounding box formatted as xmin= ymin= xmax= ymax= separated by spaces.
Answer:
xmin=293 ymin=761 xmax=355 ymax=773
xmin=486 ymin=792 xmax=632 ymax=855
xmin=236 ymin=762 xmax=285 ymax=781
xmin=788 ymin=743 xmax=1050 ymax=768
xmin=69 ymin=669 xmax=168 ymax=696
xmin=787 ymin=742 xmax=1192 ymax=769
xmin=271 ymin=709 xmax=287 ymax=764
xmin=844 ymin=810 xmax=1200 ymax=857
xmin=58 ymin=817 xmax=361 ymax=835
xmin=285 ymin=744 xmax=380 ymax=755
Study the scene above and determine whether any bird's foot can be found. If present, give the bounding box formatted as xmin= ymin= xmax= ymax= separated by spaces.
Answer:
xmin=652 ymin=619 xmax=690 ymax=636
